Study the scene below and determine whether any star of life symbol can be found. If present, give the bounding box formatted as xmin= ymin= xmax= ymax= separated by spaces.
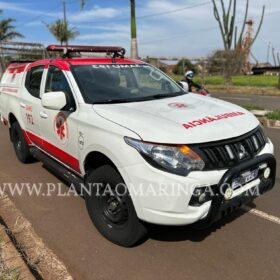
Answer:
xmin=54 ymin=113 xmax=68 ymax=144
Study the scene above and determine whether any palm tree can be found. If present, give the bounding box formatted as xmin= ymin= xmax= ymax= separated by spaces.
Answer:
xmin=0 ymin=13 xmax=24 ymax=74
xmin=54 ymin=0 xmax=86 ymax=45
xmin=0 ymin=18 xmax=24 ymax=41
xmin=80 ymin=0 xmax=86 ymax=9
xmin=45 ymin=19 xmax=79 ymax=45
xmin=130 ymin=0 xmax=139 ymax=59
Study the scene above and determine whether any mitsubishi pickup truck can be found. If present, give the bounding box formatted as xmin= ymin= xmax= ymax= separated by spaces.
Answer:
xmin=0 ymin=45 xmax=276 ymax=247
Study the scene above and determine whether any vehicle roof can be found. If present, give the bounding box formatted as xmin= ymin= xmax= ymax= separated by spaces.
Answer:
xmin=7 ymin=57 xmax=145 ymax=73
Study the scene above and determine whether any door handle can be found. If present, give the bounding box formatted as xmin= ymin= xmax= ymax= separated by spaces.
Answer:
xmin=39 ymin=111 xmax=48 ymax=119
xmin=20 ymin=102 xmax=26 ymax=109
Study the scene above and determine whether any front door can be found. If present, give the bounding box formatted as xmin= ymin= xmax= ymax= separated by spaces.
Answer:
xmin=39 ymin=65 xmax=81 ymax=174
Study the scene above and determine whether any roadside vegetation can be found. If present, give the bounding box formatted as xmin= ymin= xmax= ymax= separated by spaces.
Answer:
xmin=0 ymin=238 xmax=20 ymax=280
xmin=239 ymin=104 xmax=280 ymax=121
xmin=171 ymin=74 xmax=279 ymax=88
xmin=266 ymin=110 xmax=280 ymax=121
xmin=241 ymin=104 xmax=265 ymax=111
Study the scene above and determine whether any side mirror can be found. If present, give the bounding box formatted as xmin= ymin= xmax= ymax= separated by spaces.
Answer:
xmin=177 ymin=81 xmax=189 ymax=92
xmin=41 ymin=91 xmax=67 ymax=110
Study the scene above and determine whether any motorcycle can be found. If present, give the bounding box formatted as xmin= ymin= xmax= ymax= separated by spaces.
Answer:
xmin=177 ymin=81 xmax=210 ymax=96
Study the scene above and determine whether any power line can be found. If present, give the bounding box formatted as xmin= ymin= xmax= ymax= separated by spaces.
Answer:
xmin=75 ymin=1 xmax=212 ymax=25
xmin=15 ymin=0 xmax=81 ymax=27
xmin=15 ymin=2 xmax=62 ymax=27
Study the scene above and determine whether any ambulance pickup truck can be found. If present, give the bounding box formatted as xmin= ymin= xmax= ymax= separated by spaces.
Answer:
xmin=0 ymin=45 xmax=276 ymax=247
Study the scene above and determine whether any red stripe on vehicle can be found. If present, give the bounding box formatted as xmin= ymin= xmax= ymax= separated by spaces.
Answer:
xmin=24 ymin=130 xmax=81 ymax=173
xmin=22 ymin=130 xmax=33 ymax=145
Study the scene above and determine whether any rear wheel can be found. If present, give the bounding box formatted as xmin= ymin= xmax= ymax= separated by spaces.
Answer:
xmin=84 ymin=165 xmax=147 ymax=247
xmin=11 ymin=122 xmax=32 ymax=163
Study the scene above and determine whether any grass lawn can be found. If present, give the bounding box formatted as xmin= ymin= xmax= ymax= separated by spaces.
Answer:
xmin=241 ymin=104 xmax=265 ymax=111
xmin=0 ymin=237 xmax=20 ymax=280
xmin=266 ymin=110 xmax=280 ymax=120
xmin=171 ymin=74 xmax=280 ymax=88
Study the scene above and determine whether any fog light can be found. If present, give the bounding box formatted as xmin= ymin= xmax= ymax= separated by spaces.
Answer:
xmin=263 ymin=167 xmax=271 ymax=179
xmin=224 ymin=187 xmax=233 ymax=200
xmin=198 ymin=193 xmax=207 ymax=204
xmin=189 ymin=187 xmax=212 ymax=206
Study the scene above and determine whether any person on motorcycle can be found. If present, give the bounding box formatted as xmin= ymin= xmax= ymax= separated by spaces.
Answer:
xmin=184 ymin=70 xmax=202 ymax=92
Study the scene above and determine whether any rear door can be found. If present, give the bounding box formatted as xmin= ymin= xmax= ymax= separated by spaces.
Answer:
xmin=39 ymin=65 xmax=81 ymax=174
xmin=20 ymin=65 xmax=44 ymax=146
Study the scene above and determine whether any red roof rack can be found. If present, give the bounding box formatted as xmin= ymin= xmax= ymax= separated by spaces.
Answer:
xmin=46 ymin=45 xmax=126 ymax=58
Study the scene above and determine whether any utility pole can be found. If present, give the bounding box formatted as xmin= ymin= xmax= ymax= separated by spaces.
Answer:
xmin=272 ymin=48 xmax=277 ymax=66
xmin=267 ymin=42 xmax=271 ymax=64
xmin=277 ymin=53 xmax=280 ymax=89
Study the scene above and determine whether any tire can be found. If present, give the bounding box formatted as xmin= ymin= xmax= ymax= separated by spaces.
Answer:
xmin=11 ymin=122 xmax=32 ymax=163
xmin=84 ymin=165 xmax=147 ymax=247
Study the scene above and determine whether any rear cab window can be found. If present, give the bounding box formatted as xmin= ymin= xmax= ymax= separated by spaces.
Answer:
xmin=25 ymin=65 xmax=44 ymax=98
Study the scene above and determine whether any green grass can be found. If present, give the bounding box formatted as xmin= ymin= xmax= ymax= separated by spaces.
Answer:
xmin=0 ymin=238 xmax=20 ymax=280
xmin=266 ymin=110 xmax=280 ymax=120
xmin=0 ymin=268 xmax=20 ymax=280
xmin=241 ymin=104 xmax=265 ymax=111
xmin=170 ymin=74 xmax=280 ymax=88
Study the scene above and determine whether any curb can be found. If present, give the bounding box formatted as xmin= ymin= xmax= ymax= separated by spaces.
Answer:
xmin=251 ymin=110 xmax=280 ymax=129
xmin=0 ymin=195 xmax=73 ymax=280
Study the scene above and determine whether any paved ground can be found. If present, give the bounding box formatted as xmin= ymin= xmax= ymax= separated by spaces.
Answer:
xmin=0 ymin=124 xmax=279 ymax=280
xmin=212 ymin=92 xmax=280 ymax=110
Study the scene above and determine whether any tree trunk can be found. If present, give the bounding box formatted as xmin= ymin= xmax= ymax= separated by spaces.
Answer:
xmin=130 ymin=0 xmax=139 ymax=59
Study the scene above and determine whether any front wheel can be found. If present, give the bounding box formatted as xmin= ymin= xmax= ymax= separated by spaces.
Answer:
xmin=11 ymin=122 xmax=32 ymax=163
xmin=84 ymin=165 xmax=147 ymax=247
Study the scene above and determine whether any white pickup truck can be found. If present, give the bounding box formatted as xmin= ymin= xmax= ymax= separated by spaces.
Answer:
xmin=0 ymin=45 xmax=276 ymax=247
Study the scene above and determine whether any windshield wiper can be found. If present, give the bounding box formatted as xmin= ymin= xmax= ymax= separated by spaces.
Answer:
xmin=151 ymin=92 xmax=185 ymax=99
xmin=93 ymin=92 xmax=186 ymax=104
xmin=93 ymin=99 xmax=132 ymax=104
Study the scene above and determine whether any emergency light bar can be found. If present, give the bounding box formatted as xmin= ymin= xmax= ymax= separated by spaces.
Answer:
xmin=46 ymin=45 xmax=126 ymax=58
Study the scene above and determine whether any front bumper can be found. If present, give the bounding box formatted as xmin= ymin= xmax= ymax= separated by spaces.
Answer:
xmin=120 ymin=141 xmax=275 ymax=226
xmin=193 ymin=153 xmax=276 ymax=229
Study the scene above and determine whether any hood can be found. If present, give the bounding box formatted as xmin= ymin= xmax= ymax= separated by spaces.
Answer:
xmin=93 ymin=94 xmax=260 ymax=144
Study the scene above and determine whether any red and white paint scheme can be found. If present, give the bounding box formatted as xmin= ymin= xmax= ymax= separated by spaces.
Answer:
xmin=0 ymin=45 xmax=276 ymax=246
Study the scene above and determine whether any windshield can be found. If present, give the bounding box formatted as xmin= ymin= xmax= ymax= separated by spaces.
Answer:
xmin=72 ymin=64 xmax=186 ymax=104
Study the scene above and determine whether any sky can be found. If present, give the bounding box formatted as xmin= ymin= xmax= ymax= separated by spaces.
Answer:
xmin=1 ymin=0 xmax=279 ymax=62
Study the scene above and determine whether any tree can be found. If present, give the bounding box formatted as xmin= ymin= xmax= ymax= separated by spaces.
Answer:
xmin=212 ymin=0 xmax=265 ymax=83
xmin=45 ymin=19 xmax=79 ymax=46
xmin=0 ymin=18 xmax=24 ymax=41
xmin=0 ymin=12 xmax=24 ymax=74
xmin=173 ymin=59 xmax=196 ymax=76
xmin=207 ymin=49 xmax=244 ymax=75
xmin=212 ymin=0 xmax=265 ymax=50
xmin=130 ymin=0 xmax=139 ymax=59
xmin=47 ymin=0 xmax=85 ymax=46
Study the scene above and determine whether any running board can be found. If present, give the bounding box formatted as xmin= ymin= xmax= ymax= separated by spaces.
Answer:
xmin=30 ymin=147 xmax=84 ymax=192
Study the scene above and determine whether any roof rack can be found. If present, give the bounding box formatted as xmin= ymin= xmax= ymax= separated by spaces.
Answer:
xmin=46 ymin=45 xmax=126 ymax=59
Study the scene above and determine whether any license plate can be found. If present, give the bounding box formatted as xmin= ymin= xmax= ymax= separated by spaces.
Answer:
xmin=232 ymin=169 xmax=259 ymax=189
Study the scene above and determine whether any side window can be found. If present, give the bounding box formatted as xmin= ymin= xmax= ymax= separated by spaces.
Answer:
xmin=25 ymin=65 xmax=44 ymax=98
xmin=45 ymin=66 xmax=76 ymax=111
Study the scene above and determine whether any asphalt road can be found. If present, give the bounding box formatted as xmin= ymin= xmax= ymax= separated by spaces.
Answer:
xmin=212 ymin=93 xmax=280 ymax=111
xmin=0 ymin=125 xmax=279 ymax=280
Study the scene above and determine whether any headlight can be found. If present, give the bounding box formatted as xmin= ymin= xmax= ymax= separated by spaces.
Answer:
xmin=124 ymin=137 xmax=205 ymax=176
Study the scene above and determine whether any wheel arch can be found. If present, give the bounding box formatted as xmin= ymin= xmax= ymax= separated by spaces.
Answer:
xmin=8 ymin=113 xmax=19 ymax=142
xmin=8 ymin=112 xmax=18 ymax=127
xmin=84 ymin=151 xmax=119 ymax=176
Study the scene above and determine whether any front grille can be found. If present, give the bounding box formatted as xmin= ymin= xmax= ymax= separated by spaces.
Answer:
xmin=194 ymin=126 xmax=267 ymax=170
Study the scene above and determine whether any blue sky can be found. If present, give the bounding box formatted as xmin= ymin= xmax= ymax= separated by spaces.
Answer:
xmin=1 ymin=0 xmax=279 ymax=62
